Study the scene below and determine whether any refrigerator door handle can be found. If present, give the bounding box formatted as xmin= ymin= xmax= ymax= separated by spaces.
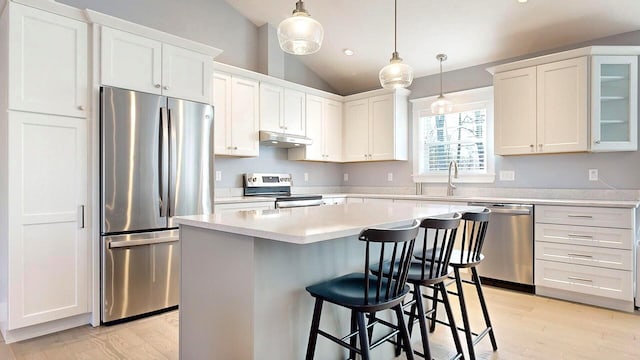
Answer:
xmin=109 ymin=236 xmax=179 ymax=249
xmin=159 ymin=107 xmax=169 ymax=218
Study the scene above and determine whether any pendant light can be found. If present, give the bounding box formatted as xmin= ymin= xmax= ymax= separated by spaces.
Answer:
xmin=379 ymin=0 xmax=413 ymax=89
xmin=277 ymin=0 xmax=324 ymax=55
xmin=430 ymin=54 xmax=454 ymax=114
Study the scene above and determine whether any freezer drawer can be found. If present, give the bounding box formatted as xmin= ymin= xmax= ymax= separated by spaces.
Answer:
xmin=102 ymin=230 xmax=179 ymax=323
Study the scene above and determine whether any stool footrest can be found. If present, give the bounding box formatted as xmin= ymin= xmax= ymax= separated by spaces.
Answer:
xmin=317 ymin=329 xmax=361 ymax=354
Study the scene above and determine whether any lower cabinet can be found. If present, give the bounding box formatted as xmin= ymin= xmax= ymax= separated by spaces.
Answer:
xmin=214 ymin=201 xmax=274 ymax=212
xmin=534 ymin=204 xmax=635 ymax=311
xmin=5 ymin=111 xmax=89 ymax=331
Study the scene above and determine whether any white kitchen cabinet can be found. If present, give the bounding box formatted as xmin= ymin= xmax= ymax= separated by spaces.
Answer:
xmin=8 ymin=3 xmax=87 ymax=118
xmin=214 ymin=201 xmax=274 ymax=212
xmin=343 ymin=89 xmax=409 ymax=162
xmin=322 ymin=197 xmax=346 ymax=205
xmin=494 ymin=57 xmax=588 ymax=155
xmin=534 ymin=204 xmax=636 ymax=311
xmin=7 ymin=111 xmax=89 ymax=329
xmin=288 ymin=95 xmax=342 ymax=161
xmin=213 ymin=72 xmax=259 ymax=156
xmin=363 ymin=197 xmax=394 ymax=204
xmin=259 ymin=83 xmax=306 ymax=136
xmin=591 ymin=56 xmax=638 ymax=152
xmin=101 ymin=27 xmax=212 ymax=103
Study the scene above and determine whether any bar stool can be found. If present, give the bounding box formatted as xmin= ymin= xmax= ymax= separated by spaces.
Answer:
xmin=429 ymin=209 xmax=497 ymax=360
xmin=305 ymin=220 xmax=420 ymax=360
xmin=401 ymin=214 xmax=466 ymax=360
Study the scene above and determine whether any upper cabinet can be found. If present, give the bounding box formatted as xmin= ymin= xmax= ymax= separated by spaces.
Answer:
xmin=343 ymin=89 xmax=409 ymax=162
xmin=101 ymin=27 xmax=212 ymax=104
xmin=259 ymin=83 xmax=306 ymax=136
xmin=491 ymin=46 xmax=640 ymax=155
xmin=213 ymin=71 xmax=259 ymax=157
xmin=8 ymin=3 xmax=88 ymax=118
xmin=591 ymin=56 xmax=638 ymax=152
xmin=288 ymin=95 xmax=343 ymax=161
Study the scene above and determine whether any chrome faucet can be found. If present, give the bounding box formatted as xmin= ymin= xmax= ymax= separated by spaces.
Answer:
xmin=447 ymin=160 xmax=459 ymax=196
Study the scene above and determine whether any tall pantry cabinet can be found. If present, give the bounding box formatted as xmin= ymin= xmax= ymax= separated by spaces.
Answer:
xmin=0 ymin=1 xmax=90 ymax=343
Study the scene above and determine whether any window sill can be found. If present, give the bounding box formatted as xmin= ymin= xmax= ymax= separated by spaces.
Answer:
xmin=412 ymin=173 xmax=496 ymax=184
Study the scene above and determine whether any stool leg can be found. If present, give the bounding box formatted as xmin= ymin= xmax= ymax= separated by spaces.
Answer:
xmin=429 ymin=285 xmax=439 ymax=333
xmin=394 ymin=304 xmax=415 ymax=360
xmin=472 ymin=267 xmax=498 ymax=351
xmin=356 ymin=311 xmax=371 ymax=360
xmin=306 ymin=298 xmax=323 ymax=360
xmin=454 ymin=268 xmax=475 ymax=360
xmin=440 ymin=282 xmax=465 ymax=358
xmin=349 ymin=310 xmax=357 ymax=360
xmin=413 ymin=285 xmax=432 ymax=360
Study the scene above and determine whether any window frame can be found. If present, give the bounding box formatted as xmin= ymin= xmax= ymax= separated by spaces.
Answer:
xmin=411 ymin=86 xmax=495 ymax=184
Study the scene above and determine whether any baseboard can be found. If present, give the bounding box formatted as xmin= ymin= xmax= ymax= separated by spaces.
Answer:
xmin=536 ymin=286 xmax=635 ymax=313
xmin=2 ymin=313 xmax=91 ymax=344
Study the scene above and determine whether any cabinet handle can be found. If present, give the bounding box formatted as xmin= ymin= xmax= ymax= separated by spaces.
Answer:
xmin=155 ymin=84 xmax=161 ymax=88
xmin=567 ymin=214 xmax=593 ymax=219
xmin=79 ymin=205 xmax=85 ymax=229
xmin=567 ymin=253 xmax=593 ymax=258
xmin=568 ymin=276 xmax=593 ymax=282
xmin=594 ymin=139 xmax=601 ymax=144
xmin=227 ymin=146 xmax=232 ymax=150
xmin=567 ymin=233 xmax=593 ymax=238
xmin=538 ymin=144 xmax=542 ymax=148
xmin=163 ymin=86 xmax=169 ymax=90
xmin=78 ymin=105 xmax=85 ymax=111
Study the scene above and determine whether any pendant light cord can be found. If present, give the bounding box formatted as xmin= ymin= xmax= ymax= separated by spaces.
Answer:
xmin=394 ymin=0 xmax=398 ymax=53
xmin=439 ymin=58 xmax=443 ymax=96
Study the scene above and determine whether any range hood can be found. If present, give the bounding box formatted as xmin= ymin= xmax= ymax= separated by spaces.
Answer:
xmin=259 ymin=130 xmax=312 ymax=148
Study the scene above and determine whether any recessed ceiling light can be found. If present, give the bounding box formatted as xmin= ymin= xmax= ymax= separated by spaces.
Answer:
xmin=518 ymin=0 xmax=528 ymax=3
xmin=343 ymin=49 xmax=354 ymax=56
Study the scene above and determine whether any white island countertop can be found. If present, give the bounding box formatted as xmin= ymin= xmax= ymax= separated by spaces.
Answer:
xmin=175 ymin=202 xmax=479 ymax=244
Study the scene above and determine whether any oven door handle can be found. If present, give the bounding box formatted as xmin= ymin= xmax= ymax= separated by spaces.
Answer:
xmin=276 ymin=199 xmax=324 ymax=208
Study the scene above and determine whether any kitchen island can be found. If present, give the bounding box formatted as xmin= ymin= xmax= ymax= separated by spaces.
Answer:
xmin=176 ymin=202 xmax=479 ymax=360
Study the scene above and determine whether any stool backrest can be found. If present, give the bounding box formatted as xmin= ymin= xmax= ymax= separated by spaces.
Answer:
xmin=416 ymin=213 xmax=462 ymax=280
xmin=455 ymin=208 xmax=491 ymax=265
xmin=361 ymin=220 xmax=420 ymax=304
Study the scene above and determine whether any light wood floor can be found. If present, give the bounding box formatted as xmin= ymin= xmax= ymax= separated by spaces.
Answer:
xmin=1 ymin=284 xmax=639 ymax=359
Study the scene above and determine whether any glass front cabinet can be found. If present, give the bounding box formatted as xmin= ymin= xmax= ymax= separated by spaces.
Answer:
xmin=591 ymin=55 xmax=638 ymax=151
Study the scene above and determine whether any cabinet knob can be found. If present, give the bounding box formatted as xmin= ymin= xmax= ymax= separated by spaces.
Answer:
xmin=234 ymin=146 xmax=238 ymax=150
xmin=538 ymin=144 xmax=542 ymax=148
xmin=529 ymin=144 xmax=534 ymax=148
xmin=163 ymin=86 xmax=169 ymax=90
xmin=78 ymin=105 xmax=85 ymax=110
xmin=227 ymin=146 xmax=232 ymax=150
xmin=594 ymin=139 xmax=601 ymax=144
xmin=155 ymin=84 xmax=161 ymax=88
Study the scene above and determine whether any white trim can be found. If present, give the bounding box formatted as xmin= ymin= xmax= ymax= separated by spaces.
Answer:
xmin=412 ymin=86 xmax=495 ymax=184
xmin=2 ymin=313 xmax=91 ymax=343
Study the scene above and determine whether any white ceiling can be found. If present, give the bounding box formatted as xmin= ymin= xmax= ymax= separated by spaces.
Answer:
xmin=224 ymin=0 xmax=640 ymax=95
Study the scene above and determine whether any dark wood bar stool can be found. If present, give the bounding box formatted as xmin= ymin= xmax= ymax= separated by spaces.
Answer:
xmin=429 ymin=209 xmax=498 ymax=360
xmin=305 ymin=220 xmax=420 ymax=360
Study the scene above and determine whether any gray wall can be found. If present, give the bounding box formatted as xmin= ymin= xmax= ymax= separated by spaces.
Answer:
xmin=344 ymin=30 xmax=640 ymax=190
xmin=215 ymin=146 xmax=343 ymax=188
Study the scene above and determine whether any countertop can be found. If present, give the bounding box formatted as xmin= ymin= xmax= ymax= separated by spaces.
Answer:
xmin=176 ymin=202 xmax=479 ymax=244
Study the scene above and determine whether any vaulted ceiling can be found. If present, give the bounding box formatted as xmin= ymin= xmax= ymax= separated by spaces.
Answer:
xmin=225 ymin=0 xmax=640 ymax=94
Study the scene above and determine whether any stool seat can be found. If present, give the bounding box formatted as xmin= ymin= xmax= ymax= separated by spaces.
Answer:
xmin=306 ymin=273 xmax=410 ymax=312
xmin=448 ymin=249 xmax=485 ymax=268
xmin=372 ymin=260 xmax=453 ymax=284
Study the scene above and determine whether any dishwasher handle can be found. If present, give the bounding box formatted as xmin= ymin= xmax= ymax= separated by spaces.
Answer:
xmin=469 ymin=203 xmax=533 ymax=215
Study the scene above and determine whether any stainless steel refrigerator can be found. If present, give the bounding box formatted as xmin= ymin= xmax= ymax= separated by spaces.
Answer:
xmin=100 ymin=86 xmax=213 ymax=324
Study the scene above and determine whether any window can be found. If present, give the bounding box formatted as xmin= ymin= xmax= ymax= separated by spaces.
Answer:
xmin=412 ymin=87 xmax=495 ymax=183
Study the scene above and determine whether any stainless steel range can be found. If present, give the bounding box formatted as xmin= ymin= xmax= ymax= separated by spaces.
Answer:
xmin=243 ymin=173 xmax=323 ymax=208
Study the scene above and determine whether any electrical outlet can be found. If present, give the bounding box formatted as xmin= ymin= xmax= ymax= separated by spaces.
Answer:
xmin=588 ymin=169 xmax=598 ymax=181
xmin=304 ymin=173 xmax=309 ymax=182
xmin=215 ymin=171 xmax=221 ymax=181
xmin=343 ymin=173 xmax=349 ymax=182
xmin=387 ymin=173 xmax=393 ymax=182
xmin=499 ymin=170 xmax=515 ymax=181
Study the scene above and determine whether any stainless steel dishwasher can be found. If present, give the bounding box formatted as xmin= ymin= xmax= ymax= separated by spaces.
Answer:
xmin=468 ymin=202 xmax=535 ymax=293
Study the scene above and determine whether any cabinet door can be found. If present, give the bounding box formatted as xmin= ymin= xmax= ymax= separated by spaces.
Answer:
xmin=8 ymin=111 xmax=88 ymax=329
xmin=259 ymin=83 xmax=284 ymax=132
xmin=304 ymin=95 xmax=324 ymax=160
xmin=283 ymin=88 xmax=306 ymax=135
xmin=494 ymin=67 xmax=537 ymax=155
xmin=323 ymin=99 xmax=343 ymax=161
xmin=537 ymin=57 xmax=588 ymax=153
xmin=213 ymin=72 xmax=231 ymax=155
xmin=343 ymin=99 xmax=370 ymax=162
xmin=369 ymin=94 xmax=394 ymax=160
xmin=8 ymin=3 xmax=87 ymax=118
xmin=230 ymin=77 xmax=260 ymax=156
xmin=591 ymin=56 xmax=638 ymax=152
xmin=162 ymin=44 xmax=212 ymax=104
xmin=101 ymin=27 xmax=162 ymax=94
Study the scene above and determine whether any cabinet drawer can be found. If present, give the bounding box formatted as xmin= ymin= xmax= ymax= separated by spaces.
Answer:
xmin=535 ymin=260 xmax=633 ymax=301
xmin=536 ymin=205 xmax=633 ymax=228
xmin=534 ymin=223 xmax=633 ymax=250
xmin=535 ymin=241 xmax=632 ymax=271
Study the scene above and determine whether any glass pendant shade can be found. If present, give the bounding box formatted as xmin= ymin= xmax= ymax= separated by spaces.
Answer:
xmin=277 ymin=1 xmax=323 ymax=55
xmin=430 ymin=95 xmax=454 ymax=115
xmin=379 ymin=55 xmax=414 ymax=89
